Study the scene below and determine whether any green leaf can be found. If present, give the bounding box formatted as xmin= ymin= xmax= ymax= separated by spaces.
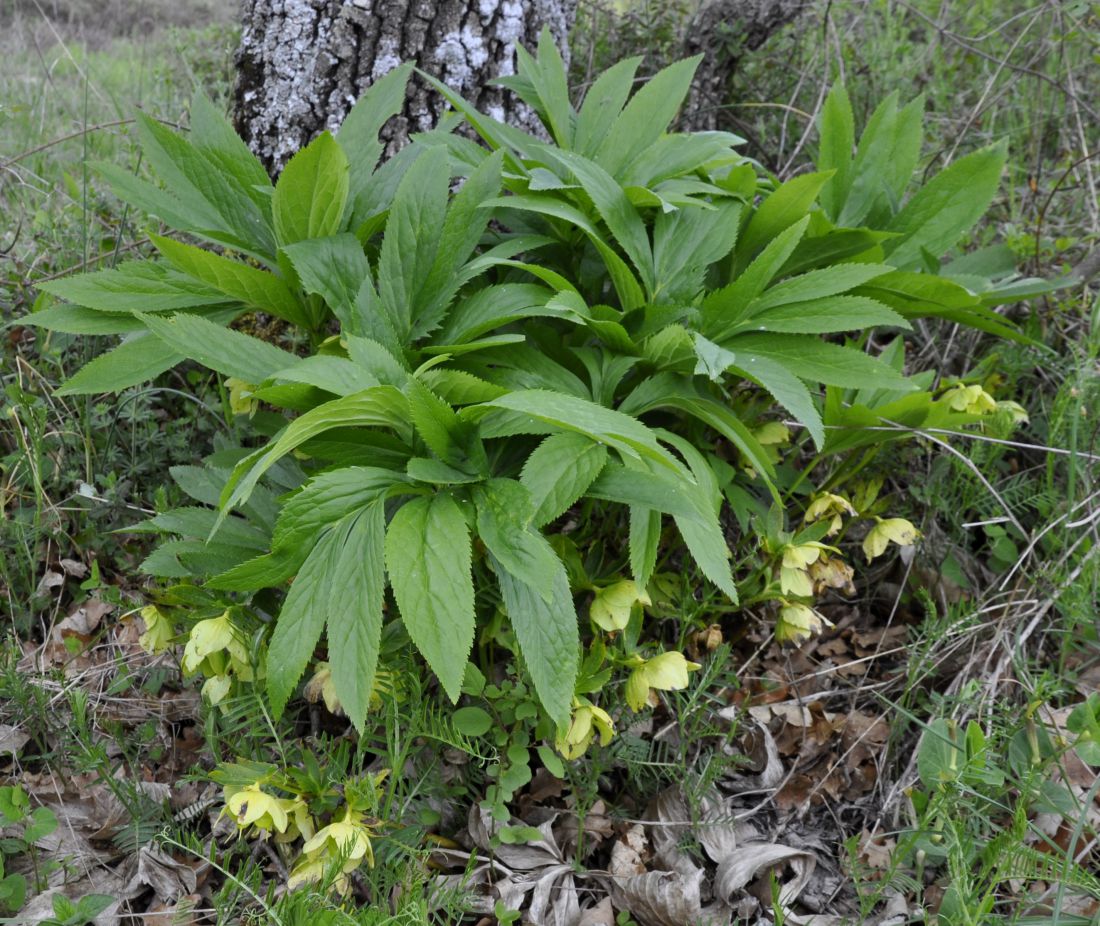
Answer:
xmin=327 ymin=500 xmax=386 ymax=734
xmin=737 ymin=172 xmax=832 ymax=265
xmin=139 ymin=312 xmax=296 ymax=383
xmin=37 ymin=261 xmax=230 ymax=312
xmin=438 ymin=283 xmax=557 ymax=345
xmin=574 ymin=56 xmax=641 ymax=157
xmin=152 ymin=234 xmax=308 ymax=328
xmin=136 ymin=112 xmax=276 ymax=257
xmin=267 ymin=522 xmax=345 ymax=717
xmin=377 ymin=145 xmax=450 ymax=340
xmin=594 ymin=56 xmax=702 ymax=177
xmin=547 ymin=149 xmax=653 ymax=294
xmin=281 ymin=234 xmax=370 ymax=333
xmin=493 ymin=549 xmax=578 ymax=727
xmin=189 ymin=92 xmax=274 ymax=214
xmin=222 ymin=387 xmax=409 ymax=512
xmin=57 ymin=335 xmax=183 ymax=395
xmin=652 ymin=200 xmax=742 ymax=301
xmin=732 ymin=354 xmax=825 ymax=449
xmin=817 ymin=83 xmax=854 ymax=220
xmin=480 ymin=390 xmax=681 ymax=473
xmin=474 ymin=479 xmax=560 ymax=598
xmin=749 ymin=295 xmax=909 ymax=333
xmin=338 ymin=62 xmax=413 ymax=214
xmin=272 ymin=355 xmax=380 ymax=395
xmin=521 ymin=433 xmax=609 ymax=527
xmin=385 ymin=493 xmax=476 ymax=703
xmin=837 ymin=93 xmax=898 ymax=227
xmin=729 ymin=333 xmax=913 ymax=390
xmin=413 ymin=150 xmax=503 ymax=337
xmin=702 ymin=216 xmax=810 ymax=341
xmin=886 ymin=143 xmax=1007 ymax=268
xmin=272 ymin=131 xmax=349 ymax=246
xmin=629 ymin=505 xmax=661 ymax=589
xmin=452 ymin=706 xmax=493 ymax=736
xmin=586 ymin=463 xmax=710 ymax=523
xmin=750 ymin=263 xmax=893 ymax=310
xmin=407 ymin=379 xmax=485 ymax=472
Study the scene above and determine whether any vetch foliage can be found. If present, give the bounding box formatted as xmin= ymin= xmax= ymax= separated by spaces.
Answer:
xmin=31 ymin=33 xmax=1046 ymax=743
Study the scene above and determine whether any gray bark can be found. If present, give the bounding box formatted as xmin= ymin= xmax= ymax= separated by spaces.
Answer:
xmin=232 ymin=0 xmax=576 ymax=172
xmin=681 ymin=0 xmax=805 ymax=131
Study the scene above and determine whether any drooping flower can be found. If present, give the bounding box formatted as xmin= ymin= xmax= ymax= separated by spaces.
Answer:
xmin=226 ymin=784 xmax=291 ymax=833
xmin=803 ymin=493 xmax=856 ymax=535
xmin=863 ymin=517 xmax=921 ymax=562
xmin=625 ymin=651 xmax=701 ymax=712
xmin=556 ymin=700 xmax=615 ymax=760
xmin=779 ymin=541 xmax=832 ymax=596
xmin=590 ymin=579 xmax=650 ymax=632
xmin=182 ymin=611 xmax=249 ymax=675
xmin=304 ymin=662 xmax=343 ymax=715
xmin=301 ymin=808 xmax=376 ymax=867
xmin=942 ymin=384 xmax=997 ymax=415
xmin=138 ymin=605 xmax=174 ymax=655
xmin=776 ymin=601 xmax=833 ymax=645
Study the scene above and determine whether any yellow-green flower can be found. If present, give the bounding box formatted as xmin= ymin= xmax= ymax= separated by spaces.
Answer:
xmin=275 ymin=797 xmax=316 ymax=844
xmin=997 ymin=400 xmax=1028 ymax=424
xmin=182 ymin=611 xmax=250 ymax=675
xmin=943 ymin=384 xmax=997 ymax=415
xmin=862 ymin=517 xmax=921 ymax=562
xmin=776 ymin=601 xmax=832 ymax=645
xmin=226 ymin=784 xmax=291 ymax=833
xmin=138 ymin=605 xmax=174 ymax=655
xmin=287 ymin=856 xmax=351 ymax=893
xmin=301 ymin=808 xmax=376 ymax=867
xmin=225 ymin=377 xmax=258 ymax=417
xmin=304 ymin=662 xmax=343 ymax=715
xmin=201 ymin=674 xmax=233 ymax=706
xmin=556 ymin=700 xmax=615 ymax=760
xmin=755 ymin=422 xmax=791 ymax=446
xmin=779 ymin=541 xmax=831 ymax=597
xmin=803 ymin=493 xmax=856 ymax=536
xmin=624 ymin=651 xmax=701 ymax=712
xmin=590 ymin=579 xmax=650 ymax=632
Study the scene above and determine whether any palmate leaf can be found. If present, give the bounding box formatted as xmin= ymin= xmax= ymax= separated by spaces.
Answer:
xmin=885 ymin=142 xmax=1008 ymax=269
xmin=221 ymin=386 xmax=411 ymax=514
xmin=136 ymin=112 xmax=275 ymax=258
xmin=735 ymin=172 xmax=832 ymax=267
xmin=385 ymin=493 xmax=475 ymax=703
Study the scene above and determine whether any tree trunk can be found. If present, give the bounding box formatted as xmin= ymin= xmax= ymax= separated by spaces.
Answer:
xmin=232 ymin=0 xmax=576 ymax=172
xmin=681 ymin=0 xmax=805 ymax=131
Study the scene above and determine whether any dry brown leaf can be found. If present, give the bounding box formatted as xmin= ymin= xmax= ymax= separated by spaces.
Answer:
xmin=713 ymin=842 xmax=816 ymax=909
xmin=141 ymin=893 xmax=203 ymax=926
xmin=576 ymin=897 xmax=614 ymax=926
xmin=610 ymin=865 xmax=730 ymax=926
xmin=608 ymin=824 xmax=648 ymax=878
xmin=0 ymin=723 xmax=30 ymax=758
xmin=125 ymin=843 xmax=199 ymax=900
